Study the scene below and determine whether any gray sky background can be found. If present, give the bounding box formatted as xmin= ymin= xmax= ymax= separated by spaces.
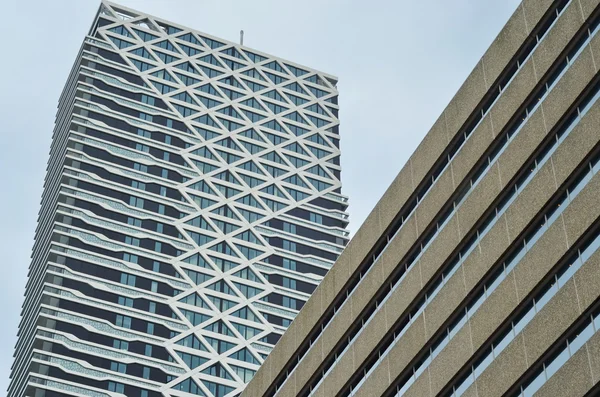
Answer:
xmin=0 ymin=0 xmax=520 ymax=391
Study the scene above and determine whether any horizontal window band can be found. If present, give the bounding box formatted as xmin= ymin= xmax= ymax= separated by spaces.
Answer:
xmin=294 ymin=6 xmax=590 ymax=396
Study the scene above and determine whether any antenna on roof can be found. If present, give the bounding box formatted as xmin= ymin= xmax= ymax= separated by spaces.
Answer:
xmin=240 ymin=30 xmax=244 ymax=46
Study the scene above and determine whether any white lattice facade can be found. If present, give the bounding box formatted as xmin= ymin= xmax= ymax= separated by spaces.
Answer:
xmin=8 ymin=2 xmax=349 ymax=397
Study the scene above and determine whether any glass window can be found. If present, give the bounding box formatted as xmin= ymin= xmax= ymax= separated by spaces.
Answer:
xmin=283 ymin=258 xmax=296 ymax=271
xmin=118 ymin=296 xmax=133 ymax=307
xmin=569 ymin=322 xmax=594 ymax=354
xmin=120 ymin=273 xmax=136 ymax=286
xmin=108 ymin=382 xmax=125 ymax=393
xmin=110 ymin=361 xmax=127 ymax=373
xmin=523 ymin=370 xmax=546 ymax=397
xmin=116 ymin=315 xmax=132 ymax=329
xmin=545 ymin=346 xmax=570 ymax=377
xmin=129 ymin=196 xmax=144 ymax=208
xmin=309 ymin=212 xmax=323 ymax=224
xmin=112 ymin=339 xmax=128 ymax=350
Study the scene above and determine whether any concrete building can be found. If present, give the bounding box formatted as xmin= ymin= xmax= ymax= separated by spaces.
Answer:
xmin=8 ymin=2 xmax=348 ymax=396
xmin=241 ymin=0 xmax=600 ymax=396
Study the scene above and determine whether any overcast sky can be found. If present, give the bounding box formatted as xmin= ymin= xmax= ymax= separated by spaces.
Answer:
xmin=0 ymin=0 xmax=521 ymax=391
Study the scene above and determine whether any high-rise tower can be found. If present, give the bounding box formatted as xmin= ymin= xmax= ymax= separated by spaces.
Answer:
xmin=8 ymin=2 xmax=348 ymax=397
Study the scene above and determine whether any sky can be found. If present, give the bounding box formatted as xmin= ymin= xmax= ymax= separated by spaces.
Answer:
xmin=0 ymin=0 xmax=521 ymax=391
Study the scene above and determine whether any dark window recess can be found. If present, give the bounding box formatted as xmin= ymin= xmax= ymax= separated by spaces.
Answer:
xmin=268 ymin=237 xmax=337 ymax=261
xmin=81 ymin=117 xmax=188 ymax=150
xmin=309 ymin=197 xmax=347 ymax=212
xmin=96 ymin=18 xmax=112 ymax=28
xmin=86 ymin=94 xmax=137 ymax=117
xmin=66 ymin=178 xmax=183 ymax=219
xmin=266 ymin=274 xmax=317 ymax=294
xmin=263 ymin=313 xmax=292 ymax=327
xmin=70 ymin=158 xmax=184 ymax=201
xmin=261 ymin=293 xmax=305 ymax=310
xmin=265 ymin=219 xmax=346 ymax=245
xmin=85 ymin=76 xmax=168 ymax=109
xmin=264 ymin=255 xmax=328 ymax=277
xmin=29 ymin=390 xmax=81 ymax=397
xmin=82 ymin=60 xmax=145 ymax=86
xmin=54 ymin=255 xmax=179 ymax=297
xmin=57 ymin=299 xmax=174 ymax=339
xmin=59 ymin=277 xmax=175 ymax=319
xmin=70 ymin=198 xmax=182 ymax=240
xmin=83 ymin=94 xmax=189 ymax=135
xmin=50 ymin=230 xmax=179 ymax=278
xmin=42 ymin=342 xmax=171 ymax=383
xmin=287 ymin=208 xmax=347 ymax=228
xmin=48 ymin=320 xmax=168 ymax=362
xmin=153 ymin=114 xmax=188 ymax=134
xmin=260 ymin=332 xmax=283 ymax=345
xmin=42 ymin=365 xmax=161 ymax=397
xmin=96 ymin=48 xmax=128 ymax=66
xmin=77 ymin=138 xmax=187 ymax=171
xmin=58 ymin=213 xmax=180 ymax=257
xmin=84 ymin=44 xmax=127 ymax=66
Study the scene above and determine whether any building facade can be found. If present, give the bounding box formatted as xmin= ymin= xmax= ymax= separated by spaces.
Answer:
xmin=242 ymin=0 xmax=600 ymax=397
xmin=8 ymin=2 xmax=348 ymax=397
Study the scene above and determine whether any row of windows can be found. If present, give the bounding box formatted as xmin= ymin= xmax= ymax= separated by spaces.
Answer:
xmin=379 ymin=156 xmax=600 ymax=397
xmin=55 ymin=254 xmax=181 ymax=298
xmin=43 ymin=339 xmax=170 ymax=385
xmin=83 ymin=55 xmax=145 ymax=87
xmin=75 ymin=138 xmax=186 ymax=187
xmin=64 ymin=213 xmax=182 ymax=258
xmin=80 ymin=112 xmax=190 ymax=151
xmin=47 ymin=318 xmax=170 ymax=362
xmin=442 ymin=237 xmax=600 ymax=397
xmin=72 ymin=158 xmax=185 ymax=203
xmin=67 ymin=198 xmax=181 ymax=241
xmin=321 ymin=53 xmax=600 ymax=397
xmin=268 ymin=237 xmax=338 ymax=262
xmin=56 ymin=273 xmax=175 ymax=322
xmin=85 ymin=75 xmax=168 ymax=111
xmin=85 ymin=81 xmax=190 ymax=135
xmin=263 ymin=255 xmax=328 ymax=277
xmin=56 ymin=297 xmax=176 ymax=339
xmin=261 ymin=293 xmax=305 ymax=311
xmin=71 ymin=178 xmax=184 ymax=219
xmin=31 ymin=360 xmax=161 ymax=397
xmin=510 ymin=302 xmax=600 ymax=396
